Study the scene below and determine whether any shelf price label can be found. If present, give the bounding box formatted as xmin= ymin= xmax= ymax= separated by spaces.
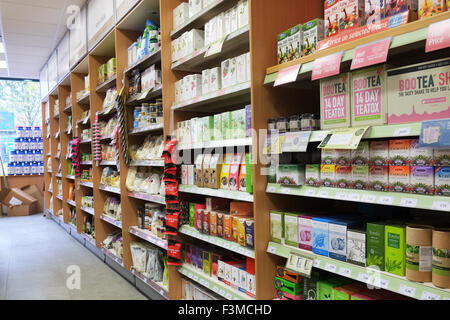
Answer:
xmin=267 ymin=245 xmax=277 ymax=254
xmin=305 ymin=189 xmax=316 ymax=197
xmin=393 ymin=127 xmax=411 ymax=137
xmin=378 ymin=196 xmax=394 ymax=205
xmin=357 ymin=272 xmax=371 ymax=284
xmin=426 ymin=19 xmax=450 ymax=53
xmin=432 ymin=201 xmax=450 ymax=212
xmin=324 ymin=263 xmax=337 ymax=273
xmin=400 ymin=198 xmax=418 ymax=208
xmin=339 ymin=267 xmax=352 ymax=277
xmin=205 ymin=36 xmax=227 ymax=57
xmin=421 ymin=291 xmax=440 ymax=300
xmin=317 ymin=190 xmax=329 ymax=198
xmin=311 ymin=51 xmax=343 ymax=81
xmin=351 ymin=37 xmax=392 ymax=70
xmin=361 ymin=194 xmax=376 ymax=203
xmin=399 ymin=284 xmax=416 ymax=298
xmin=274 ymin=64 xmax=301 ymax=87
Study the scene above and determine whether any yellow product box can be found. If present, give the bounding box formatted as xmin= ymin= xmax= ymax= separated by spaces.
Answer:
xmin=419 ymin=0 xmax=445 ymax=19
xmin=320 ymin=164 xmax=336 ymax=187
xmin=219 ymin=154 xmax=233 ymax=190
xmin=237 ymin=218 xmax=247 ymax=247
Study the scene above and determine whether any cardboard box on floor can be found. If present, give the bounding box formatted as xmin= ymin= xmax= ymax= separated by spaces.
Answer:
xmin=0 ymin=187 xmax=38 ymax=217
xmin=21 ymin=184 xmax=44 ymax=213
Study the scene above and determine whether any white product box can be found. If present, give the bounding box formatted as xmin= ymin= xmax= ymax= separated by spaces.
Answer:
xmin=204 ymin=21 xmax=210 ymax=46
xmin=202 ymin=69 xmax=210 ymax=95
xmin=221 ymin=59 xmax=230 ymax=88
xmin=236 ymin=54 xmax=247 ymax=84
xmin=209 ymin=67 xmax=221 ymax=92
xmin=230 ymin=6 xmax=238 ymax=33
xmin=231 ymin=265 xmax=241 ymax=289
xmin=173 ymin=3 xmax=189 ymax=29
xmin=247 ymin=273 xmax=256 ymax=296
xmin=238 ymin=0 xmax=249 ymax=29
xmin=185 ymin=29 xmax=204 ymax=57
xmin=229 ymin=57 xmax=238 ymax=87
xmin=217 ymin=260 xmax=226 ymax=281
xmin=246 ymin=52 xmax=251 ymax=81
xmin=181 ymin=165 xmax=188 ymax=184
xmin=217 ymin=12 xmax=225 ymax=40
xmin=224 ymin=9 xmax=232 ymax=37
xmin=239 ymin=269 xmax=248 ymax=293
xmin=209 ymin=16 xmax=218 ymax=44
xmin=224 ymin=263 xmax=232 ymax=284
xmin=171 ymin=39 xmax=177 ymax=62
xmin=189 ymin=0 xmax=203 ymax=18
xmin=188 ymin=165 xmax=195 ymax=185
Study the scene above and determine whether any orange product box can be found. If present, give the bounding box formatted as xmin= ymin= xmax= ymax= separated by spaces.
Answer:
xmin=223 ymin=214 xmax=233 ymax=241
xmin=389 ymin=139 xmax=411 ymax=166
xmin=230 ymin=201 xmax=253 ymax=217
xmin=210 ymin=211 xmax=218 ymax=236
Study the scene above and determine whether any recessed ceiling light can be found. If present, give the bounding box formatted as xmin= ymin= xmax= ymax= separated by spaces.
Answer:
xmin=0 ymin=43 xmax=4 ymax=53
xmin=0 ymin=60 xmax=8 ymax=68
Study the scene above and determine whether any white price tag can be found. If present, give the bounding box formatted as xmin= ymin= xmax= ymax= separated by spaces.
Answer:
xmin=361 ymin=194 xmax=376 ymax=203
xmin=267 ymin=245 xmax=277 ymax=254
xmin=325 ymin=263 xmax=337 ymax=273
xmin=399 ymin=284 xmax=416 ymax=298
xmin=380 ymin=279 xmax=389 ymax=289
xmin=357 ymin=272 xmax=370 ymax=283
xmin=349 ymin=194 xmax=361 ymax=202
xmin=202 ymin=235 xmax=209 ymax=241
xmin=318 ymin=191 xmax=329 ymax=198
xmin=213 ymin=286 xmax=219 ymax=293
xmin=400 ymin=198 xmax=418 ymax=208
xmin=394 ymin=127 xmax=411 ymax=137
xmin=199 ymin=279 xmax=205 ymax=286
xmin=378 ymin=196 xmax=393 ymax=205
xmin=421 ymin=291 xmax=440 ymax=300
xmin=281 ymin=187 xmax=291 ymax=194
xmin=313 ymin=260 xmax=321 ymax=268
xmin=432 ymin=201 xmax=450 ymax=211
xmin=193 ymin=275 xmax=199 ymax=282
xmin=305 ymin=189 xmax=316 ymax=197
xmin=159 ymin=289 xmax=165 ymax=296
xmin=204 ymin=282 xmax=210 ymax=289
xmin=267 ymin=185 xmax=276 ymax=193
xmin=225 ymin=293 xmax=232 ymax=300
xmin=224 ymin=243 xmax=231 ymax=249
xmin=339 ymin=267 xmax=352 ymax=277
xmin=238 ymin=247 xmax=245 ymax=254
xmin=443 ymin=297 xmax=450 ymax=300
xmin=336 ymin=192 xmax=348 ymax=200
xmin=219 ymin=289 xmax=225 ymax=296
xmin=188 ymin=272 xmax=193 ymax=278
xmin=313 ymin=131 xmax=328 ymax=141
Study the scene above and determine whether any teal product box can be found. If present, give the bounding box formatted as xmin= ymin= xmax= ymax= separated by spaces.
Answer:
xmin=312 ymin=217 xmax=335 ymax=257
xmin=328 ymin=218 xmax=364 ymax=262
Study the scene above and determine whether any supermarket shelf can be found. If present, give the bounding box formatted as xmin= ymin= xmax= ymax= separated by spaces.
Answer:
xmin=129 ymin=226 xmax=168 ymax=250
xmin=55 ymin=173 xmax=62 ymax=178
xmin=266 ymin=241 xmax=450 ymax=300
xmin=128 ymin=192 xmax=166 ymax=205
xmin=130 ymin=159 xmax=164 ymax=167
xmin=103 ymin=248 xmax=124 ymax=267
xmin=80 ymin=139 xmax=91 ymax=144
xmin=179 ymin=185 xmax=253 ymax=202
xmin=48 ymin=189 xmax=53 ymax=193
xmin=100 ymin=134 xmax=114 ymax=141
xmin=99 ymin=160 xmax=117 ymax=166
xmin=56 ymin=195 xmax=63 ymax=201
xmin=179 ymin=225 xmax=255 ymax=259
xmin=171 ymin=81 xmax=251 ymax=112
xmin=266 ymin=183 xmax=450 ymax=212
xmin=124 ymin=49 xmax=162 ymax=77
xmin=100 ymin=214 xmax=122 ymax=229
xmin=54 ymin=131 xmax=60 ymax=139
xmin=66 ymin=199 xmax=76 ymax=207
xmin=179 ymin=264 xmax=254 ymax=300
xmin=132 ymin=269 xmax=169 ymax=300
xmin=81 ymin=206 xmax=94 ymax=216
xmin=63 ymin=104 xmax=72 ymax=113
xmin=99 ymin=185 xmax=121 ymax=195
xmin=96 ymin=75 xmax=117 ymax=93
xmin=83 ymin=234 xmax=96 ymax=247
xmin=178 ymin=137 xmax=252 ymax=150
xmin=265 ymin=12 xmax=450 ymax=86
xmin=129 ymin=123 xmax=164 ymax=136
xmin=170 ymin=0 xmax=239 ymax=39
xmin=80 ymin=160 xmax=92 ymax=165
xmin=127 ymin=86 xmax=162 ymax=106
xmin=77 ymin=93 xmax=90 ymax=105
xmin=97 ymin=106 xmax=117 ymax=119
xmin=46 ymin=152 xmax=51 ymax=156
xmin=77 ymin=116 xmax=90 ymax=125
xmin=66 ymin=175 xmax=75 ymax=180
xmin=53 ymin=113 xmax=60 ymax=119
xmin=79 ymin=181 xmax=93 ymax=188
xmin=172 ymin=25 xmax=250 ymax=73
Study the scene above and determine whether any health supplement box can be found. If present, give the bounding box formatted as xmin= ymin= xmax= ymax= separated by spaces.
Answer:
xmin=270 ymin=211 xmax=284 ymax=243
xmin=365 ymin=0 xmax=385 ymax=24
xmin=329 ymin=219 xmax=364 ymax=262
xmin=385 ymin=224 xmax=406 ymax=276
xmin=351 ymin=141 xmax=370 ymax=165
xmin=369 ymin=165 xmax=389 ymax=191
xmin=352 ymin=165 xmax=369 ymax=189
xmin=298 ymin=214 xmax=316 ymax=251
xmin=284 ymin=212 xmax=300 ymax=247
xmin=277 ymin=30 xmax=289 ymax=65
xmin=419 ymin=0 xmax=445 ymax=19
xmin=433 ymin=148 xmax=450 ymax=166
xmin=339 ymin=0 xmax=365 ymax=31
xmin=220 ymin=153 xmax=233 ymax=190
xmin=351 ymin=65 xmax=387 ymax=126
xmin=302 ymin=19 xmax=324 ymax=56
xmin=313 ymin=217 xmax=337 ymax=256
xmin=410 ymin=166 xmax=435 ymax=195
xmin=325 ymin=0 xmax=340 ymax=38
xmin=336 ymin=165 xmax=352 ymax=188
xmin=321 ymin=164 xmax=336 ymax=187
xmin=435 ymin=166 xmax=450 ymax=196
xmin=367 ymin=222 xmax=386 ymax=271
xmin=410 ymin=138 xmax=434 ymax=166
xmin=277 ymin=164 xmax=305 ymax=186
xmin=389 ymin=139 xmax=411 ymax=166
xmin=320 ymin=74 xmax=351 ymax=129
xmin=306 ymin=164 xmax=321 ymax=187
xmin=370 ymin=140 xmax=389 ymax=166
xmin=387 ymin=58 xmax=450 ymax=124
xmin=288 ymin=24 xmax=303 ymax=61
xmin=389 ymin=166 xmax=411 ymax=192
xmin=347 ymin=228 xmax=366 ymax=266
xmin=322 ymin=148 xmax=337 ymax=165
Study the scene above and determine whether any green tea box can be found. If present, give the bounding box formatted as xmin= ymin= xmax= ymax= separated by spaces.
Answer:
xmin=277 ymin=164 xmax=305 ymax=186
xmin=277 ymin=29 xmax=290 ymax=65
xmin=303 ymin=271 xmax=322 ymax=300
xmin=369 ymin=165 xmax=389 ymax=191
xmin=351 ymin=165 xmax=369 ymax=189
xmin=270 ymin=211 xmax=284 ymax=243
xmin=385 ymin=224 xmax=406 ymax=276
xmin=306 ymin=164 xmax=320 ymax=187
xmin=433 ymin=148 xmax=450 ymax=166
xmin=410 ymin=166 xmax=434 ymax=195
xmin=245 ymin=153 xmax=253 ymax=194
xmin=238 ymin=108 xmax=246 ymax=139
xmin=410 ymin=139 xmax=433 ymax=166
xmin=347 ymin=228 xmax=366 ymax=267
xmin=351 ymin=141 xmax=370 ymax=165
xmin=320 ymin=164 xmax=336 ymax=187
xmin=287 ymin=24 xmax=302 ymax=61
xmin=389 ymin=166 xmax=410 ymax=193
xmin=202 ymin=116 xmax=214 ymax=142
xmin=335 ymin=149 xmax=352 ymax=165
xmin=189 ymin=203 xmax=196 ymax=227
xmin=284 ymin=212 xmax=300 ymax=247
xmin=214 ymin=113 xmax=222 ymax=141
xmin=230 ymin=110 xmax=240 ymax=139
xmin=389 ymin=139 xmax=411 ymax=166
xmin=302 ymin=19 xmax=324 ymax=57
xmin=221 ymin=111 xmax=232 ymax=140
xmin=351 ymin=65 xmax=387 ymax=126
xmin=321 ymin=148 xmax=337 ymax=165
xmin=435 ymin=166 xmax=450 ymax=196
xmin=369 ymin=140 xmax=389 ymax=166
xmin=106 ymin=57 xmax=117 ymax=79
xmin=367 ymin=222 xmax=385 ymax=271
xmin=336 ymin=165 xmax=352 ymax=189
xmin=317 ymin=277 xmax=352 ymax=300
xmin=320 ymin=74 xmax=351 ymax=129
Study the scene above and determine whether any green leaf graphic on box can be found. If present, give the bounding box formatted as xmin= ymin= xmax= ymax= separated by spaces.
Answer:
xmin=367 ymin=254 xmax=383 ymax=267
xmin=392 ymin=155 xmax=406 ymax=165
xmin=413 ymin=155 xmax=428 ymax=166
xmin=385 ymin=258 xmax=402 ymax=272
xmin=406 ymin=244 xmax=419 ymax=254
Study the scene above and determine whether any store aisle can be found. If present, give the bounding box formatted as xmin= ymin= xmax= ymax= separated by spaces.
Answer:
xmin=0 ymin=214 xmax=147 ymax=300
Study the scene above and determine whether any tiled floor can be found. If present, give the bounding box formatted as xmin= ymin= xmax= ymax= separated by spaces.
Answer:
xmin=0 ymin=213 xmax=147 ymax=300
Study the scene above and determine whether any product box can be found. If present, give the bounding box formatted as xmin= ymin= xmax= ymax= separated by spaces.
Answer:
xmin=208 ymin=153 xmax=223 ymax=189
xmin=335 ymin=149 xmax=352 ymax=165
xmin=329 ymin=219 xmax=364 ymax=261
xmin=322 ymin=148 xmax=338 ymax=165
xmin=410 ymin=166 xmax=435 ymax=194
xmin=194 ymin=154 xmax=204 ymax=187
xmin=306 ymin=164 xmax=321 ymax=187
xmin=303 ymin=271 xmax=322 ymax=300
xmin=320 ymin=164 xmax=336 ymax=187
xmin=181 ymin=165 xmax=188 ymax=185
xmin=312 ymin=217 xmax=334 ymax=256
xmin=237 ymin=0 xmax=249 ymax=29
xmin=370 ymin=140 xmax=389 ymax=166
xmin=336 ymin=165 xmax=353 ymax=188
xmin=106 ymin=58 xmax=116 ymax=79
xmin=284 ymin=212 xmax=300 ymax=247
xmin=239 ymin=156 xmax=247 ymax=192
xmin=209 ymin=67 xmax=221 ymax=92
xmin=276 ymin=265 xmax=303 ymax=283
xmin=202 ymin=154 xmax=212 ymax=187
xmin=223 ymin=214 xmax=233 ymax=241
xmin=188 ymin=165 xmax=195 ymax=185
xmin=317 ymin=277 xmax=352 ymax=300
xmin=277 ymin=30 xmax=290 ymax=65
xmin=202 ymin=69 xmax=210 ymax=95
xmin=229 ymin=153 xmax=243 ymax=191
xmin=352 ymin=165 xmax=369 ymax=189
xmin=389 ymin=166 xmax=411 ymax=192
xmin=277 ymin=164 xmax=305 ymax=186
xmin=213 ymin=113 xmax=222 ymax=141
xmin=367 ymin=222 xmax=385 ymax=271
xmin=270 ymin=211 xmax=284 ymax=243
xmin=238 ymin=269 xmax=248 ymax=294
xmin=419 ymin=0 xmax=445 ymax=19
xmin=351 ymin=65 xmax=387 ymax=126
xmin=228 ymin=58 xmax=237 ymax=87
xmin=351 ymin=141 xmax=370 ymax=165
xmin=230 ymin=201 xmax=253 ymax=218
xmin=410 ymin=138 xmax=434 ymax=166
xmin=385 ymin=224 xmax=406 ymax=276
xmin=219 ymin=153 xmax=233 ymax=190
xmin=217 ymin=212 xmax=224 ymax=238
xmin=387 ymin=58 xmax=450 ymax=124
xmin=230 ymin=6 xmax=238 ymax=33
xmin=434 ymin=148 xmax=450 ymax=166
xmin=237 ymin=218 xmax=247 ymax=246
xmin=339 ymin=0 xmax=365 ymax=31
xmin=275 ymin=277 xmax=303 ymax=296
xmin=173 ymin=2 xmax=189 ymax=29
xmin=389 ymin=140 xmax=413 ymax=167
xmin=288 ymin=24 xmax=303 ymax=61
xmin=365 ymin=0 xmax=386 ymax=24
xmin=320 ymin=74 xmax=351 ymax=129
xmin=245 ymin=105 xmax=252 ymax=137
xmin=236 ymin=54 xmax=247 ymax=84
xmin=221 ymin=112 xmax=232 ymax=140
xmin=189 ymin=0 xmax=203 ymax=18
xmin=203 ymin=250 xmax=212 ymax=276
xmin=369 ymin=165 xmax=389 ymax=191
xmin=302 ymin=19 xmax=324 ymax=56
xmin=210 ymin=211 xmax=218 ymax=236
xmin=347 ymin=228 xmax=366 ymax=266
xmin=298 ymin=214 xmax=316 ymax=251
xmin=97 ymin=64 xmax=107 ymax=84
xmin=325 ymin=0 xmax=340 ymax=37
xmin=435 ymin=166 xmax=450 ymax=196
xmin=385 ymin=0 xmax=418 ymax=17
xmin=245 ymin=219 xmax=254 ymax=248
xmin=245 ymin=153 xmax=253 ymax=194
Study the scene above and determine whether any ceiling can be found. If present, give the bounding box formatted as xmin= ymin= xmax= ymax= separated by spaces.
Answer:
xmin=0 ymin=0 xmax=86 ymax=80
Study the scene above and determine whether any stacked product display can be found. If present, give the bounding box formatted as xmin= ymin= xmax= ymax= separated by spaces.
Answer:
xmin=100 ymin=167 xmax=120 ymax=189
xmin=8 ymin=126 xmax=44 ymax=176
xmin=103 ymin=197 xmax=122 ymax=222
xmin=137 ymin=203 xmax=167 ymax=240
xmin=132 ymin=99 xmax=163 ymax=129
xmin=130 ymin=242 xmax=168 ymax=289
xmin=126 ymin=167 xmax=164 ymax=196
xmin=129 ymin=135 xmax=164 ymax=161
xmin=97 ymin=58 xmax=117 ymax=84
xmin=102 ymin=231 xmax=123 ymax=260
xmin=127 ymin=20 xmax=161 ymax=68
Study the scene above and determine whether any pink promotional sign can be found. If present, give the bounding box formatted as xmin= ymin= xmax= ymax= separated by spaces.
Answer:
xmin=274 ymin=63 xmax=301 ymax=87
xmin=350 ymin=37 xmax=392 ymax=70
xmin=311 ymin=51 xmax=343 ymax=81
xmin=426 ymin=19 xmax=450 ymax=53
